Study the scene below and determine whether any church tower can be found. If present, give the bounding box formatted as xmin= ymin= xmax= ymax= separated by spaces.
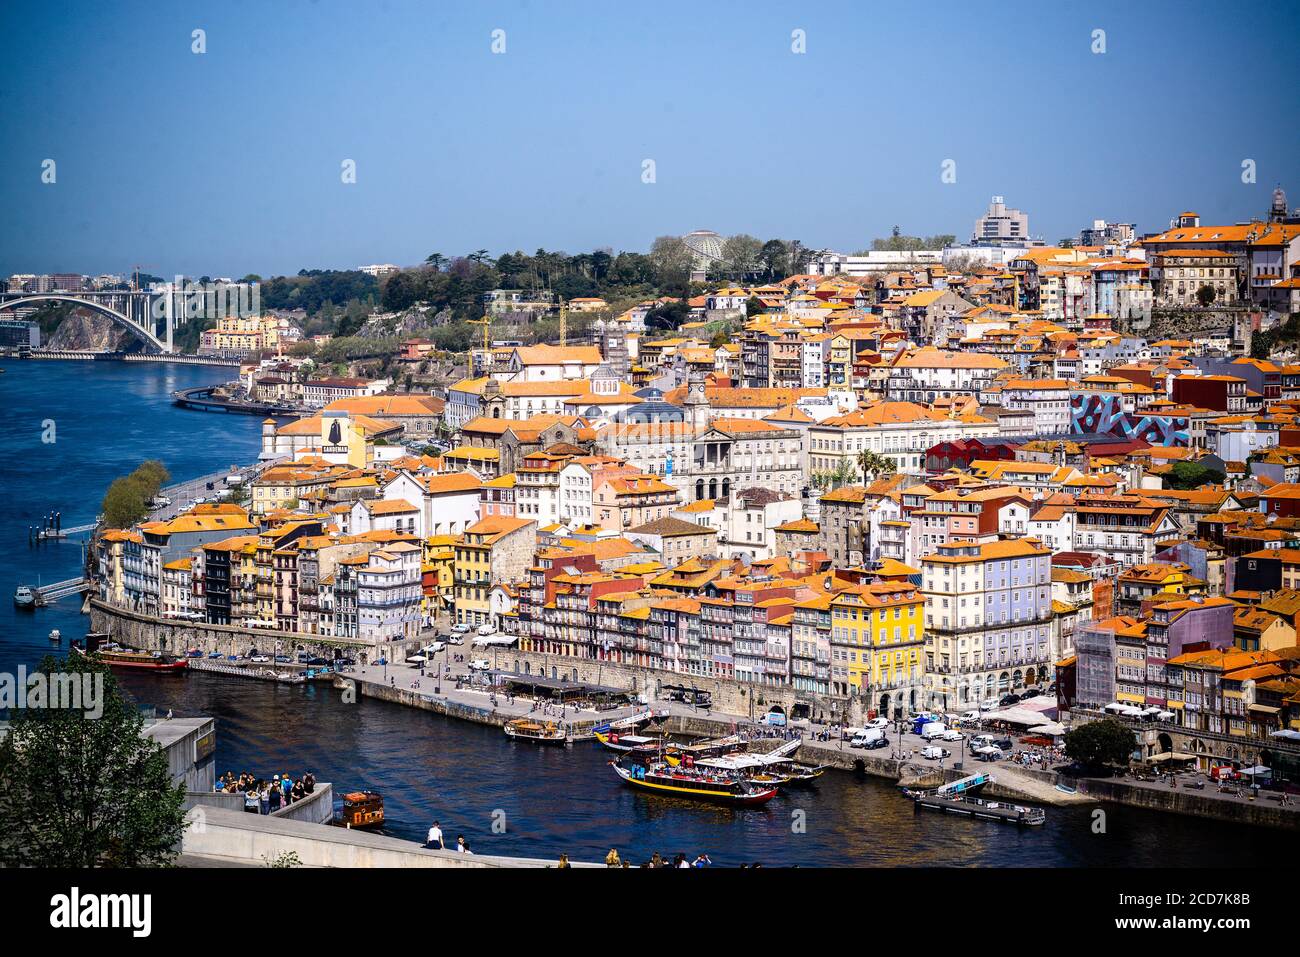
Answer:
xmin=685 ymin=369 xmax=709 ymax=430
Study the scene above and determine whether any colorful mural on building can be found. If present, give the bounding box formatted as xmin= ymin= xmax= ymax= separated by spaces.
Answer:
xmin=1070 ymin=393 xmax=1189 ymax=446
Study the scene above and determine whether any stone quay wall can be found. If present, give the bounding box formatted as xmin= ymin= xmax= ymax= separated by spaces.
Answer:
xmin=480 ymin=646 xmax=801 ymax=719
xmin=88 ymin=599 xmax=378 ymax=656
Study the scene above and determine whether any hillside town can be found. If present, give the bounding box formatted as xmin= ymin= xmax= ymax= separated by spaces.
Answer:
xmin=87 ymin=193 xmax=1300 ymax=787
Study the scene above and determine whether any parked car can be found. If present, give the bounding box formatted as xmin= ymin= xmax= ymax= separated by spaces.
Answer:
xmin=207 ymin=651 xmax=222 ymax=659
xmin=941 ymin=729 xmax=965 ymax=742
xmin=1020 ymin=687 xmax=1040 ymax=699
xmin=426 ymin=640 xmax=446 ymax=653
xmin=921 ymin=746 xmax=951 ymax=760
xmin=999 ymin=693 xmax=1021 ymax=706
xmin=304 ymin=657 xmax=328 ymax=666
xmin=451 ymin=623 xmax=472 ymax=635
xmin=979 ymin=698 xmax=1000 ymax=712
xmin=249 ymin=654 xmax=271 ymax=663
xmin=335 ymin=656 xmax=356 ymax=667
xmin=446 ymin=635 xmax=464 ymax=645
xmin=864 ymin=717 xmax=889 ymax=731
xmin=759 ymin=710 xmax=787 ymax=727
xmin=468 ymin=658 xmax=491 ymax=671
xmin=273 ymin=655 xmax=292 ymax=663
xmin=476 ymin=623 xmax=496 ymax=637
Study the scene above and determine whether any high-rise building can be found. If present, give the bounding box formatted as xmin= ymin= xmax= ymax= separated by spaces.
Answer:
xmin=972 ymin=196 xmax=1030 ymax=246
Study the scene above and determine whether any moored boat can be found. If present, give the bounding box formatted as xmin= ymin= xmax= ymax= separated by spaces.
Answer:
xmin=72 ymin=643 xmax=189 ymax=672
xmin=611 ymin=760 xmax=778 ymax=806
xmin=13 ymin=586 xmax=36 ymax=610
xmin=662 ymin=733 xmax=743 ymax=766
xmin=594 ymin=731 xmax=665 ymax=754
xmin=333 ymin=790 xmax=384 ymax=830
xmin=505 ymin=717 xmax=569 ymax=745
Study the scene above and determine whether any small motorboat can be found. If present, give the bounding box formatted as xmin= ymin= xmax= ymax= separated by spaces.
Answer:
xmin=13 ymin=586 xmax=37 ymax=610
xmin=48 ymin=628 xmax=61 ymax=643
xmin=1054 ymin=783 xmax=1077 ymax=794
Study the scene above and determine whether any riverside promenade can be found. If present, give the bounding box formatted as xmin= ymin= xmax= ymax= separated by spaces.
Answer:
xmin=181 ymin=805 xmax=595 ymax=867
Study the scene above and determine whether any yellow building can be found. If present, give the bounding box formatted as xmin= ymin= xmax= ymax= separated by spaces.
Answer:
xmin=829 ymin=581 xmax=925 ymax=709
xmin=422 ymin=534 xmax=457 ymax=621
xmin=199 ymin=313 xmax=283 ymax=355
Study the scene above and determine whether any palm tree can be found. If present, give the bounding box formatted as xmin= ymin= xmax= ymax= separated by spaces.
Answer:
xmin=856 ymin=450 xmax=897 ymax=485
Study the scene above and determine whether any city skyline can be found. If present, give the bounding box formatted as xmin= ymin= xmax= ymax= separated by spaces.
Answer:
xmin=2 ymin=0 xmax=1297 ymax=277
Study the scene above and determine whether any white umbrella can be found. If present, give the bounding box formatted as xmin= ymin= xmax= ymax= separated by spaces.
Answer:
xmin=976 ymin=745 xmax=1001 ymax=754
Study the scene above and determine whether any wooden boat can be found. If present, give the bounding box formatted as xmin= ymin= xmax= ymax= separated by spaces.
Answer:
xmin=611 ymin=760 xmax=778 ymax=806
xmin=334 ymin=791 xmax=384 ymax=830
xmin=663 ymin=733 xmax=743 ymax=766
xmin=592 ymin=708 xmax=668 ymax=735
xmin=594 ymin=731 xmax=666 ymax=754
xmin=72 ymin=643 xmax=188 ymax=672
xmin=504 ymin=718 xmax=569 ymax=745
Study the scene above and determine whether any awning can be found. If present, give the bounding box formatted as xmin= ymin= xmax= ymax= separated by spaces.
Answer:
xmin=473 ymin=635 xmax=517 ymax=647
xmin=1248 ymin=704 xmax=1281 ymax=715
xmin=1270 ymin=729 xmax=1300 ymax=740
xmin=976 ymin=745 xmax=1001 ymax=754
xmin=1029 ymin=722 xmax=1065 ymax=736
xmin=1147 ymin=752 xmax=1196 ymax=763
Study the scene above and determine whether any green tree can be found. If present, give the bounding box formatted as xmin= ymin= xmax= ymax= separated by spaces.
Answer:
xmin=1195 ymin=284 xmax=1217 ymax=307
xmin=100 ymin=476 xmax=149 ymax=528
xmin=0 ymin=654 xmax=187 ymax=867
xmin=720 ymin=234 xmax=762 ymax=280
xmin=1166 ymin=460 xmax=1225 ymax=490
xmin=856 ymin=449 xmax=897 ymax=485
xmin=1064 ymin=718 xmax=1137 ymax=770
xmin=99 ymin=461 xmax=169 ymax=529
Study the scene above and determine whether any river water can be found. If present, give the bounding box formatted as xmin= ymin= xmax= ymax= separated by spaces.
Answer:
xmin=0 ymin=359 xmax=1290 ymax=865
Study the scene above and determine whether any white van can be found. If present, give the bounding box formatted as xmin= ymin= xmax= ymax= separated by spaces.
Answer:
xmin=851 ymin=728 xmax=886 ymax=749
xmin=920 ymin=722 xmax=948 ymax=741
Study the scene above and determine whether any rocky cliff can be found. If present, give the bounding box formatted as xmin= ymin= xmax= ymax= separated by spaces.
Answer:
xmin=45 ymin=308 xmax=137 ymax=352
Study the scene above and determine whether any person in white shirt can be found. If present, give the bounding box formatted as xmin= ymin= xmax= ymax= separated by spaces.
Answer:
xmin=425 ymin=821 xmax=444 ymax=849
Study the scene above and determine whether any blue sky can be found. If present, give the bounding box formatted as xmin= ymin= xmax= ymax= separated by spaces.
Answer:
xmin=2 ymin=0 xmax=1296 ymax=277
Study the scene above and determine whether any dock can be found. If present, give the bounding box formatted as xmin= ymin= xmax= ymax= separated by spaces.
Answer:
xmin=173 ymin=386 xmax=306 ymax=416
xmin=31 ymin=577 xmax=90 ymax=604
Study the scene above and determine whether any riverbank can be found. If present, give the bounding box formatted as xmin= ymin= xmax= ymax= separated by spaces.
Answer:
xmin=89 ymin=596 xmax=1300 ymax=831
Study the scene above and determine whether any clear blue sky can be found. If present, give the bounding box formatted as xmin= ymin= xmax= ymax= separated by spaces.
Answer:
xmin=2 ymin=0 xmax=1296 ymax=277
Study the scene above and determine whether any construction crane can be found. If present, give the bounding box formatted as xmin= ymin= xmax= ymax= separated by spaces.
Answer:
xmin=131 ymin=264 xmax=158 ymax=292
xmin=468 ymin=313 xmax=491 ymax=374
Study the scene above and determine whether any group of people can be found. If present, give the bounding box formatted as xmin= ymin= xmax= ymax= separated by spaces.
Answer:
xmin=423 ymin=821 xmax=473 ymax=854
xmin=603 ymin=848 xmax=711 ymax=868
xmin=217 ymin=770 xmax=316 ymax=814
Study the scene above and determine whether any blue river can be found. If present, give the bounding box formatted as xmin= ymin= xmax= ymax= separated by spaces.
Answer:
xmin=0 ymin=359 xmax=1291 ymax=865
